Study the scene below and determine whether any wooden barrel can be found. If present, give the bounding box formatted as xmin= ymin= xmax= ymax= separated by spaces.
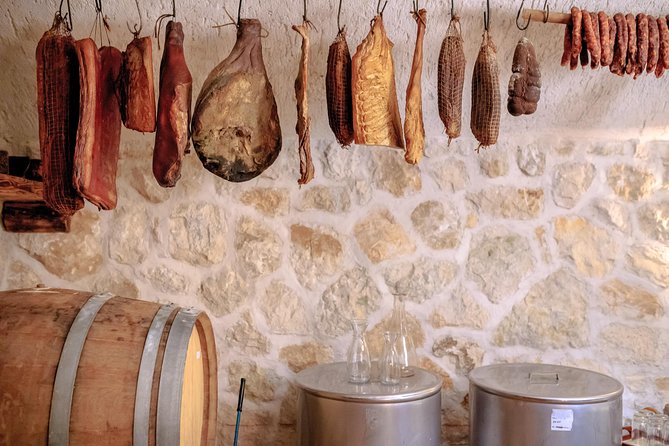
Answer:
xmin=0 ymin=288 xmax=217 ymax=446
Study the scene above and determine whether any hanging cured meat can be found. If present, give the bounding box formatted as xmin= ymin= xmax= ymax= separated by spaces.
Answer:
xmin=351 ymin=15 xmax=404 ymax=149
xmin=471 ymin=29 xmax=500 ymax=150
xmin=191 ymin=19 xmax=281 ymax=182
xmin=507 ymin=37 xmax=541 ymax=117
xmin=293 ymin=21 xmax=314 ymax=185
xmin=36 ymin=13 xmax=84 ymax=215
xmin=404 ymin=8 xmax=427 ymax=164
xmin=326 ymin=29 xmax=354 ymax=147
xmin=121 ymin=36 xmax=156 ymax=132
xmin=153 ymin=20 xmax=192 ymax=187
xmin=438 ymin=15 xmax=465 ymax=145
xmin=72 ymin=39 xmax=122 ymax=210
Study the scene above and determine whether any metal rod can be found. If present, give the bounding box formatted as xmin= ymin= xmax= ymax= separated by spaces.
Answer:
xmin=521 ymin=8 xmax=570 ymax=24
xmin=233 ymin=378 xmax=246 ymax=446
xmin=337 ymin=0 xmax=343 ymax=31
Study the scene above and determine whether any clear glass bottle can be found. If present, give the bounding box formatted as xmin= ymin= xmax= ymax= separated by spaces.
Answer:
xmin=390 ymin=295 xmax=416 ymax=377
xmin=346 ymin=319 xmax=371 ymax=384
xmin=380 ymin=331 xmax=401 ymax=385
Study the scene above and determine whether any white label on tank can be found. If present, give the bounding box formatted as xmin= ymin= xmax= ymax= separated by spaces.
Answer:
xmin=551 ymin=409 xmax=574 ymax=431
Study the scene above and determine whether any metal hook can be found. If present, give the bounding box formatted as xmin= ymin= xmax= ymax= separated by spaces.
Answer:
xmin=483 ymin=0 xmax=490 ymax=31
xmin=542 ymin=0 xmax=549 ymax=23
xmin=126 ymin=0 xmax=142 ymax=37
xmin=337 ymin=0 xmax=344 ymax=32
xmin=516 ymin=0 xmax=530 ymax=30
xmin=450 ymin=0 xmax=455 ymax=19
xmin=376 ymin=0 xmax=388 ymax=16
xmin=58 ymin=0 xmax=73 ymax=31
xmin=237 ymin=0 xmax=243 ymax=26
xmin=154 ymin=0 xmax=176 ymax=43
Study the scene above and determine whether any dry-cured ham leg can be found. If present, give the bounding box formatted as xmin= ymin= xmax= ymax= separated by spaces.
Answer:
xmin=404 ymin=8 xmax=427 ymax=165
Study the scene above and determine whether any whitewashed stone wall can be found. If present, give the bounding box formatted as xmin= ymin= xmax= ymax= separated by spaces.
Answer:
xmin=1 ymin=0 xmax=669 ymax=444
xmin=2 ymin=135 xmax=669 ymax=444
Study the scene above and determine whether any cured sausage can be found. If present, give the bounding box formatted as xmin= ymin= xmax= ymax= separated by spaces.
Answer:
xmin=507 ymin=37 xmax=541 ymax=117
xmin=404 ymin=8 xmax=427 ymax=164
xmin=293 ymin=21 xmax=314 ymax=184
xmin=326 ymin=29 xmax=354 ymax=147
xmin=438 ymin=16 xmax=465 ymax=144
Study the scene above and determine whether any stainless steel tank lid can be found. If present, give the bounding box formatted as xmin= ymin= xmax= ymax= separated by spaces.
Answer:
xmin=295 ymin=362 xmax=442 ymax=403
xmin=469 ymin=363 xmax=623 ymax=404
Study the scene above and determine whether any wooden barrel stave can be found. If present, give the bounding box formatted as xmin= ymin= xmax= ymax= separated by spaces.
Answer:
xmin=0 ymin=288 xmax=217 ymax=446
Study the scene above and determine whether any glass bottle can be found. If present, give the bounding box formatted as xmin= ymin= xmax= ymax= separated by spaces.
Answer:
xmin=346 ymin=319 xmax=371 ymax=384
xmin=380 ymin=331 xmax=401 ymax=385
xmin=390 ymin=295 xmax=416 ymax=377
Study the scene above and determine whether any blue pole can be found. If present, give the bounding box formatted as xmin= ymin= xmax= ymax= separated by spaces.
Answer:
xmin=233 ymin=378 xmax=246 ymax=446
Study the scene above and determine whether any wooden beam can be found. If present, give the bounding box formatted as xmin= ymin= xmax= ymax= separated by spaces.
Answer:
xmin=521 ymin=8 xmax=571 ymax=25
xmin=0 ymin=173 xmax=43 ymax=202
xmin=2 ymin=201 xmax=71 ymax=233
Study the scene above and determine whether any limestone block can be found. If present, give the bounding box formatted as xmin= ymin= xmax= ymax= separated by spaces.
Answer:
xmin=428 ymin=158 xmax=469 ymax=192
xmin=142 ymin=264 xmax=189 ymax=294
xmin=411 ymin=200 xmax=462 ymax=250
xmin=93 ymin=271 xmax=140 ymax=298
xmin=225 ymin=311 xmax=270 ymax=355
xmin=169 ymin=202 xmax=226 ymax=266
xmin=239 ymin=187 xmax=290 ymax=217
xmin=638 ymin=200 xmax=669 ymax=242
xmin=383 ymin=257 xmax=457 ymax=303
xmin=290 ymin=224 xmax=343 ymax=289
xmin=235 ymin=216 xmax=282 ymax=277
xmin=226 ymin=360 xmax=279 ymax=401
xmin=259 ymin=281 xmax=309 ymax=335
xmin=372 ymin=150 xmax=421 ymax=197
xmin=128 ymin=165 xmax=170 ymax=203
xmin=600 ymin=279 xmax=663 ymax=319
xmin=599 ymin=323 xmax=663 ymax=365
xmin=627 ymin=244 xmax=669 ymax=287
xmin=317 ymin=267 xmax=382 ymax=337
xmin=467 ymin=187 xmax=544 ymax=220
xmin=367 ymin=310 xmax=425 ymax=359
xmin=590 ymin=199 xmax=631 ymax=233
xmin=553 ymin=216 xmax=617 ymax=277
xmin=354 ymin=209 xmax=415 ymax=264
xmin=279 ymin=342 xmax=333 ymax=373
xmin=109 ymin=205 xmax=151 ymax=265
xmin=552 ymin=162 xmax=595 ymax=208
xmin=7 ymin=261 xmax=41 ymax=289
xmin=517 ymin=144 xmax=546 ymax=176
xmin=478 ymin=150 xmax=509 ymax=178
xmin=466 ymin=226 xmax=534 ymax=303
xmin=432 ymin=336 xmax=484 ymax=374
xmin=199 ymin=268 xmax=250 ymax=317
xmin=431 ymin=284 xmax=489 ymax=329
xmin=494 ymin=269 xmax=589 ymax=349
xmin=298 ymin=185 xmax=351 ymax=213
xmin=418 ymin=357 xmax=454 ymax=390
xmin=607 ymin=164 xmax=655 ymax=201
xmin=19 ymin=210 xmax=102 ymax=280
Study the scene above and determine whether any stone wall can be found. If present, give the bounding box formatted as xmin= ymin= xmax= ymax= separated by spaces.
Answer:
xmin=2 ymin=135 xmax=669 ymax=444
xmin=2 ymin=0 xmax=669 ymax=444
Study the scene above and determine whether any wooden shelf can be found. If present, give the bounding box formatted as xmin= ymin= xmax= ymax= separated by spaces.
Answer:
xmin=0 ymin=173 xmax=43 ymax=202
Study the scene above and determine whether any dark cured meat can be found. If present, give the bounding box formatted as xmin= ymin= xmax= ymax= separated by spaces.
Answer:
xmin=153 ymin=21 xmax=192 ymax=187
xmin=121 ymin=36 xmax=156 ymax=132
xmin=507 ymin=37 xmax=541 ymax=117
xmin=636 ymin=14 xmax=649 ymax=78
xmin=626 ymin=14 xmax=637 ymax=75
xmin=36 ymin=14 xmax=83 ymax=215
xmin=72 ymin=43 xmax=122 ymax=210
xmin=611 ymin=13 xmax=628 ymax=76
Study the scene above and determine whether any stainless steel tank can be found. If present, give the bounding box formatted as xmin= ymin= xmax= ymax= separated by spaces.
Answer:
xmin=469 ymin=363 xmax=623 ymax=446
xmin=296 ymin=362 xmax=442 ymax=446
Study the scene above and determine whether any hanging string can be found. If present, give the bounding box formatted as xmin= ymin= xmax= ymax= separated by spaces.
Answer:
xmin=58 ymin=0 xmax=73 ymax=31
xmin=127 ymin=0 xmax=142 ymax=37
xmin=90 ymin=0 xmax=111 ymax=46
